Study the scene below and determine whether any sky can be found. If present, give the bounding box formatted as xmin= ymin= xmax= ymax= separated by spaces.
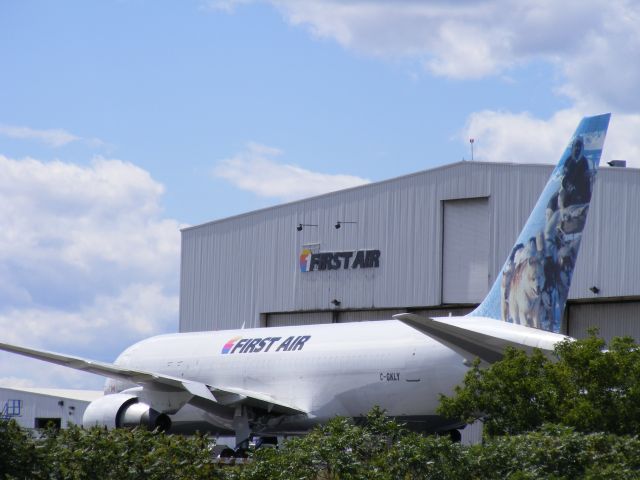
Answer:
xmin=1 ymin=0 xmax=640 ymax=389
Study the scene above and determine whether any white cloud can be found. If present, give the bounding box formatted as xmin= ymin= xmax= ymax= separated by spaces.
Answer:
xmin=217 ymin=1 xmax=640 ymax=112
xmin=0 ymin=154 xmax=181 ymax=388
xmin=0 ymin=124 xmax=80 ymax=147
xmin=206 ymin=1 xmax=640 ymax=165
xmin=0 ymin=124 xmax=109 ymax=150
xmin=0 ymin=284 xmax=178 ymax=349
xmin=462 ymin=110 xmax=580 ymax=164
xmin=0 ymin=357 xmax=106 ymax=390
xmin=601 ymin=114 xmax=640 ymax=166
xmin=461 ymin=109 xmax=640 ymax=168
xmin=202 ymin=0 xmax=253 ymax=12
xmin=0 ymin=375 xmax=40 ymax=389
xmin=213 ymin=142 xmax=370 ymax=200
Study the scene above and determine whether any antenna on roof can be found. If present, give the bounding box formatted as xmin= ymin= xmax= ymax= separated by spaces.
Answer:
xmin=469 ymin=138 xmax=475 ymax=161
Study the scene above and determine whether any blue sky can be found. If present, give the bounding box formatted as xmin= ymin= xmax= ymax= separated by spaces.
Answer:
xmin=1 ymin=0 xmax=639 ymax=388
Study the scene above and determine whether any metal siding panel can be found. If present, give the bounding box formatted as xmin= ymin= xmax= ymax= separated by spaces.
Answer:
xmin=0 ymin=389 xmax=92 ymax=429
xmin=411 ymin=306 xmax=475 ymax=317
xmin=0 ymin=390 xmax=32 ymax=429
xmin=570 ymin=169 xmax=640 ymax=299
xmin=568 ymin=302 xmax=640 ymax=343
xmin=461 ymin=420 xmax=483 ymax=445
xmin=486 ymin=165 xmax=552 ymax=284
xmin=179 ymin=163 xmax=640 ymax=333
xmin=337 ymin=309 xmax=406 ymax=322
xmin=442 ymin=198 xmax=490 ymax=303
xmin=266 ymin=311 xmax=332 ymax=327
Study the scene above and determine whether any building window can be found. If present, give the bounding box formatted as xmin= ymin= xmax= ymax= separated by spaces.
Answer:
xmin=2 ymin=399 xmax=22 ymax=417
xmin=35 ymin=417 xmax=61 ymax=429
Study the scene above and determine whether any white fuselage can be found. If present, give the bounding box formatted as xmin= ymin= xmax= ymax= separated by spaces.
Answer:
xmin=108 ymin=320 xmax=469 ymax=433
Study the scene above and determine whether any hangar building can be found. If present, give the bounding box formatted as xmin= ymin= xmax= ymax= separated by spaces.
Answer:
xmin=0 ymin=387 xmax=102 ymax=429
xmin=179 ymin=161 xmax=640 ymax=342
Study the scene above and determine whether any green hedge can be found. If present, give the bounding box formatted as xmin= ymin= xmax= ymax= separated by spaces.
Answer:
xmin=3 ymin=413 xmax=640 ymax=479
xmin=438 ymin=333 xmax=640 ymax=436
xmin=0 ymin=422 xmax=225 ymax=480
xmin=234 ymin=410 xmax=640 ymax=480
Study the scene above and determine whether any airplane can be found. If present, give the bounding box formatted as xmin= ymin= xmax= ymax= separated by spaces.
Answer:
xmin=0 ymin=113 xmax=611 ymax=449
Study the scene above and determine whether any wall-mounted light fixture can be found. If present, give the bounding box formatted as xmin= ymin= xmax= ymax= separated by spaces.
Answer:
xmin=297 ymin=223 xmax=318 ymax=231
xmin=589 ymin=286 xmax=600 ymax=294
xmin=330 ymin=299 xmax=341 ymax=307
xmin=607 ymin=160 xmax=626 ymax=168
xmin=335 ymin=221 xmax=357 ymax=229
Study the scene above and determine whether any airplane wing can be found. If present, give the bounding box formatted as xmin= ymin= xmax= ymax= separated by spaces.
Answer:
xmin=393 ymin=313 xmax=570 ymax=364
xmin=0 ymin=341 xmax=305 ymax=416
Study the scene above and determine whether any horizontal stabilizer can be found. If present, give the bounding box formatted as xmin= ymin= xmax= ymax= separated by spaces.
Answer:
xmin=394 ymin=313 xmax=569 ymax=364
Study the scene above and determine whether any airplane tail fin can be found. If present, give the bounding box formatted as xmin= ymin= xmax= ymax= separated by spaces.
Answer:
xmin=470 ymin=114 xmax=611 ymax=333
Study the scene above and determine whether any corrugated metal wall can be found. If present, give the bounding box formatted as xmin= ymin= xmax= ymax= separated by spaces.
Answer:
xmin=266 ymin=312 xmax=332 ymax=327
xmin=411 ymin=306 xmax=475 ymax=318
xmin=571 ymin=170 xmax=640 ymax=299
xmin=461 ymin=420 xmax=483 ymax=446
xmin=442 ymin=198 xmax=490 ymax=303
xmin=265 ymin=309 xmax=409 ymax=327
xmin=337 ymin=309 xmax=406 ymax=322
xmin=0 ymin=389 xmax=93 ymax=429
xmin=180 ymin=162 xmax=640 ymax=333
xmin=568 ymin=302 xmax=640 ymax=343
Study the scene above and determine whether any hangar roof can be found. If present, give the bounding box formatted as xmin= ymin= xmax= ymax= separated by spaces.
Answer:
xmin=183 ymin=160 xmax=639 ymax=231
xmin=0 ymin=386 xmax=103 ymax=402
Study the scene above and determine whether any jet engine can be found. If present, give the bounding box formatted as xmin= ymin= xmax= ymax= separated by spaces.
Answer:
xmin=83 ymin=393 xmax=172 ymax=431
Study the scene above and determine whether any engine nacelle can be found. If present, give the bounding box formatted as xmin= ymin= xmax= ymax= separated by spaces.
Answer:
xmin=83 ymin=393 xmax=172 ymax=431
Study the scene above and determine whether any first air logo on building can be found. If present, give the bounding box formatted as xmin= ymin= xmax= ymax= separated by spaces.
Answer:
xmin=299 ymin=249 xmax=381 ymax=272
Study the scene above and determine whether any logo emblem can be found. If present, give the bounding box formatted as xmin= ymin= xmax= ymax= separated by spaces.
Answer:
xmin=221 ymin=336 xmax=241 ymax=354
xmin=299 ymin=248 xmax=312 ymax=272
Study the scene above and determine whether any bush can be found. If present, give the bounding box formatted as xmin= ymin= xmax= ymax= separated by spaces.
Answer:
xmin=0 ymin=422 xmax=226 ymax=480
xmin=235 ymin=407 xmax=468 ymax=480
xmin=4 ymin=412 xmax=640 ymax=479
xmin=438 ymin=333 xmax=640 ymax=436
xmin=42 ymin=425 xmax=225 ymax=480
xmin=0 ymin=419 xmax=39 ymax=479
xmin=238 ymin=418 xmax=640 ymax=480
xmin=469 ymin=425 xmax=640 ymax=479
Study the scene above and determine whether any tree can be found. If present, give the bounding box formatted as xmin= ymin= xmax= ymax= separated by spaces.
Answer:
xmin=0 ymin=419 xmax=39 ymax=479
xmin=437 ymin=333 xmax=640 ymax=436
xmin=5 ymin=408 xmax=640 ymax=479
xmin=235 ymin=407 xmax=467 ymax=480
xmin=38 ymin=425 xmax=226 ymax=480
xmin=466 ymin=424 xmax=640 ymax=479
xmin=236 ymin=411 xmax=640 ymax=479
